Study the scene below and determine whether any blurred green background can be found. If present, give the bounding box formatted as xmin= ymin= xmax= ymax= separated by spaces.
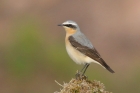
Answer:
xmin=0 ymin=0 xmax=140 ymax=93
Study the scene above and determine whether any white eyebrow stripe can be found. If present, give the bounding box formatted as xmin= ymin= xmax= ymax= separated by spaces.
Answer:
xmin=62 ymin=21 xmax=77 ymax=26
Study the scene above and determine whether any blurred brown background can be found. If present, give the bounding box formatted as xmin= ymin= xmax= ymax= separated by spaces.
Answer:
xmin=0 ymin=0 xmax=140 ymax=93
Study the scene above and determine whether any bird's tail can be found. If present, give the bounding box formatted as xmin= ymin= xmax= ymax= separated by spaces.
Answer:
xmin=100 ymin=59 xmax=115 ymax=73
xmin=105 ymin=66 xmax=115 ymax=73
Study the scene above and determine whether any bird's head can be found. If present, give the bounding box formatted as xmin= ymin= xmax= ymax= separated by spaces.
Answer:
xmin=58 ymin=20 xmax=80 ymax=35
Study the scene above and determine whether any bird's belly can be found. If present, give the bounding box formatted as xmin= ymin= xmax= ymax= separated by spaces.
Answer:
xmin=66 ymin=43 xmax=92 ymax=64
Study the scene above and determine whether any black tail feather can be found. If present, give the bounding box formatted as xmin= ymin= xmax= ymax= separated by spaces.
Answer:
xmin=100 ymin=58 xmax=115 ymax=73
xmin=106 ymin=66 xmax=115 ymax=73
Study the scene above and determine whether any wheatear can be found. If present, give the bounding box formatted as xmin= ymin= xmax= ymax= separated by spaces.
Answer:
xmin=58 ymin=20 xmax=114 ymax=77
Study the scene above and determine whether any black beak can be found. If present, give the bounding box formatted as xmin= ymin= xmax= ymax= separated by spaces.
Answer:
xmin=58 ymin=24 xmax=63 ymax=26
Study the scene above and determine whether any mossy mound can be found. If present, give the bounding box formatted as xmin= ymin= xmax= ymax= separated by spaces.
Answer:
xmin=55 ymin=78 xmax=112 ymax=93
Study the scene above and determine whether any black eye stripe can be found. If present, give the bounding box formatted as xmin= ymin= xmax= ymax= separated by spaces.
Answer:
xmin=64 ymin=24 xmax=76 ymax=29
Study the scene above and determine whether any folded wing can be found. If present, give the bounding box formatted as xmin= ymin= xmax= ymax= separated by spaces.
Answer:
xmin=69 ymin=36 xmax=115 ymax=73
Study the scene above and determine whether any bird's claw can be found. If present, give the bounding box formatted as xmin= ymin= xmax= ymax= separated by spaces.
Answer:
xmin=75 ymin=71 xmax=81 ymax=80
xmin=75 ymin=70 xmax=88 ymax=80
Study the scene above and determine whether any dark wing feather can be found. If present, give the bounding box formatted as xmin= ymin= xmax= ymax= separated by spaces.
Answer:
xmin=69 ymin=36 xmax=114 ymax=73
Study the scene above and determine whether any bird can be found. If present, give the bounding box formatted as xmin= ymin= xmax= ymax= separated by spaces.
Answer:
xmin=58 ymin=20 xmax=114 ymax=78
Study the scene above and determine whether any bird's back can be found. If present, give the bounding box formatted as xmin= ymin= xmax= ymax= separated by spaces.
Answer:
xmin=72 ymin=31 xmax=93 ymax=49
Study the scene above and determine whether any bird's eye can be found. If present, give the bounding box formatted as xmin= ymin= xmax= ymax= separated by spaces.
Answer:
xmin=68 ymin=24 xmax=72 ymax=27
xmin=65 ymin=24 xmax=76 ymax=29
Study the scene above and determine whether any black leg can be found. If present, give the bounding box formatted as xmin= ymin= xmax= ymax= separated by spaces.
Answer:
xmin=75 ymin=63 xmax=90 ymax=80
xmin=82 ymin=63 xmax=90 ymax=76
xmin=75 ymin=63 xmax=88 ymax=79
xmin=80 ymin=63 xmax=88 ymax=72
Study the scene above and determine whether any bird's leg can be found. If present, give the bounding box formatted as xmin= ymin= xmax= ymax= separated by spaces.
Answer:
xmin=82 ymin=63 xmax=90 ymax=76
xmin=80 ymin=63 xmax=89 ymax=72
xmin=75 ymin=63 xmax=89 ymax=79
xmin=75 ymin=70 xmax=81 ymax=80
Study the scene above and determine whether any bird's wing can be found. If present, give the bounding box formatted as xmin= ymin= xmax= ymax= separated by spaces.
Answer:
xmin=72 ymin=32 xmax=94 ymax=49
xmin=69 ymin=36 xmax=114 ymax=73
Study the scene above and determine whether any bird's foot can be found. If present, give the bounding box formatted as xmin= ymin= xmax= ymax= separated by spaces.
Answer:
xmin=75 ymin=71 xmax=81 ymax=80
xmin=75 ymin=70 xmax=88 ymax=80
xmin=81 ymin=74 xmax=88 ymax=80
